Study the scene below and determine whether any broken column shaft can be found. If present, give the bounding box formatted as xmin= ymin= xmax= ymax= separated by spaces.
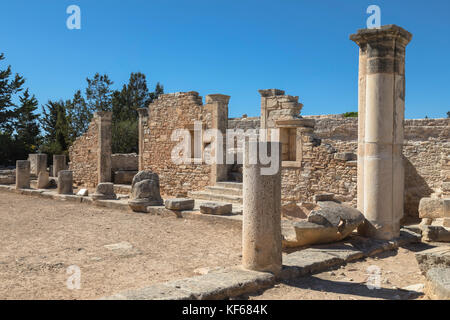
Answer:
xmin=242 ymin=139 xmax=282 ymax=274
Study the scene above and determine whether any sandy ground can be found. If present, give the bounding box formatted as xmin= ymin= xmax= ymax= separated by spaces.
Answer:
xmin=0 ymin=190 xmax=441 ymax=300
xmin=0 ymin=191 xmax=242 ymax=299
xmin=250 ymin=243 xmax=434 ymax=300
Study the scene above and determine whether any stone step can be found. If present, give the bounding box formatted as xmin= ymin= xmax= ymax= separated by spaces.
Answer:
xmin=215 ymin=181 xmax=243 ymax=190
xmin=205 ymin=185 xmax=242 ymax=196
xmin=187 ymin=191 xmax=243 ymax=204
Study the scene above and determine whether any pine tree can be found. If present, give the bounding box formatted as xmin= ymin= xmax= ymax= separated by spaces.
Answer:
xmin=14 ymin=89 xmax=41 ymax=157
xmin=66 ymin=90 xmax=91 ymax=142
xmin=86 ymin=73 xmax=113 ymax=112
xmin=41 ymin=100 xmax=70 ymax=156
xmin=0 ymin=53 xmax=25 ymax=132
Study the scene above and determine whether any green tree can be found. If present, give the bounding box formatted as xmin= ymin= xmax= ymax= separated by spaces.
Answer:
xmin=14 ymin=89 xmax=41 ymax=158
xmin=0 ymin=53 xmax=26 ymax=165
xmin=86 ymin=73 xmax=113 ymax=112
xmin=0 ymin=53 xmax=25 ymax=133
xmin=111 ymin=73 xmax=164 ymax=153
xmin=447 ymin=111 xmax=450 ymax=118
xmin=41 ymin=100 xmax=70 ymax=157
xmin=66 ymin=90 xmax=91 ymax=142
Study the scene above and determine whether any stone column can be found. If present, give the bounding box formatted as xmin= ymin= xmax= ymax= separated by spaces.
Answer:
xmin=206 ymin=94 xmax=230 ymax=184
xmin=28 ymin=154 xmax=47 ymax=176
xmin=356 ymin=42 xmax=367 ymax=213
xmin=137 ymin=108 xmax=149 ymax=171
xmin=350 ymin=25 xmax=412 ymax=240
xmin=96 ymin=111 xmax=112 ymax=184
xmin=58 ymin=170 xmax=73 ymax=195
xmin=53 ymin=155 xmax=66 ymax=177
xmin=16 ymin=160 xmax=30 ymax=189
xmin=242 ymin=139 xmax=282 ymax=274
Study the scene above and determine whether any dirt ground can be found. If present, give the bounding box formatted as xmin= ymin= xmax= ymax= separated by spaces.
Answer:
xmin=250 ymin=243 xmax=433 ymax=300
xmin=0 ymin=191 xmax=440 ymax=300
xmin=0 ymin=191 xmax=242 ymax=299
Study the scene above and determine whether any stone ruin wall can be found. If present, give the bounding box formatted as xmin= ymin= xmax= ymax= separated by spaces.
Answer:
xmin=228 ymin=114 xmax=449 ymax=221
xmin=141 ymin=92 xmax=213 ymax=197
xmin=68 ymin=116 xmax=99 ymax=188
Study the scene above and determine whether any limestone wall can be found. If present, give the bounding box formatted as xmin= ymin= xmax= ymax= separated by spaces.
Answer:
xmin=141 ymin=92 xmax=213 ymax=196
xmin=68 ymin=116 xmax=99 ymax=188
xmin=111 ymin=153 xmax=138 ymax=171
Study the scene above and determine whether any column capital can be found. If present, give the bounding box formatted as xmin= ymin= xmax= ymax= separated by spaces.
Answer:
xmin=258 ymin=89 xmax=285 ymax=97
xmin=205 ymin=94 xmax=230 ymax=104
xmin=350 ymin=24 xmax=413 ymax=48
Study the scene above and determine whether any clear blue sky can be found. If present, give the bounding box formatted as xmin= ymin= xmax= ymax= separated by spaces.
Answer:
xmin=1 ymin=0 xmax=449 ymax=119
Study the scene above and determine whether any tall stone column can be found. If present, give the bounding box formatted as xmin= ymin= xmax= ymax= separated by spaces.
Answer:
xmin=53 ymin=155 xmax=66 ymax=177
xmin=205 ymin=94 xmax=230 ymax=184
xmin=351 ymin=25 xmax=412 ymax=240
xmin=16 ymin=160 xmax=30 ymax=189
xmin=242 ymin=139 xmax=282 ymax=274
xmin=137 ymin=108 xmax=149 ymax=171
xmin=96 ymin=111 xmax=112 ymax=184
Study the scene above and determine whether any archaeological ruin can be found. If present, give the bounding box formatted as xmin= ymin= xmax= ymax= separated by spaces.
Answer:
xmin=0 ymin=24 xmax=449 ymax=300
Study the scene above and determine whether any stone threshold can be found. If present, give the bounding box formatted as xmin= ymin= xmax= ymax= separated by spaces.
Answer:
xmin=0 ymin=184 xmax=421 ymax=300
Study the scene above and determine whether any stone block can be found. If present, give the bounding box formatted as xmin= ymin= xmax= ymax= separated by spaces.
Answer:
xmin=92 ymin=182 xmax=116 ymax=200
xmin=422 ymin=226 xmax=450 ymax=242
xmin=415 ymin=247 xmax=450 ymax=274
xmin=334 ymin=152 xmax=357 ymax=161
xmin=128 ymin=170 xmax=163 ymax=212
xmin=313 ymin=193 xmax=335 ymax=203
xmin=424 ymin=268 xmax=450 ymax=300
xmin=165 ymin=198 xmax=195 ymax=211
xmin=419 ymin=198 xmax=444 ymax=219
xmin=57 ymin=170 xmax=73 ymax=195
xmin=37 ymin=171 xmax=49 ymax=189
xmin=200 ymin=203 xmax=232 ymax=215
xmin=113 ymin=170 xmax=138 ymax=185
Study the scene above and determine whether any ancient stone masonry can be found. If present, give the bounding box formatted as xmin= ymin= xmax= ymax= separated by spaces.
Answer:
xmin=141 ymin=91 xmax=229 ymax=196
xmin=69 ymin=112 xmax=112 ymax=188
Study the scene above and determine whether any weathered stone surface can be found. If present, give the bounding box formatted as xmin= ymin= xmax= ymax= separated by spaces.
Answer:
xmin=111 ymin=153 xmax=138 ymax=171
xmin=422 ymin=226 xmax=450 ymax=242
xmin=128 ymin=171 xmax=163 ymax=212
xmin=281 ymin=248 xmax=343 ymax=279
xmin=37 ymin=171 xmax=49 ymax=189
xmin=102 ymin=267 xmax=275 ymax=300
xmin=28 ymin=154 xmax=47 ymax=176
xmin=424 ymin=267 xmax=450 ymax=300
xmin=57 ymin=170 xmax=73 ymax=195
xmin=313 ymin=193 xmax=335 ymax=203
xmin=15 ymin=160 xmax=30 ymax=189
xmin=334 ymin=152 xmax=356 ymax=161
xmin=291 ymin=201 xmax=364 ymax=246
xmin=415 ymin=247 xmax=450 ymax=274
xmin=165 ymin=198 xmax=195 ymax=211
xmin=419 ymin=198 xmax=445 ymax=219
xmin=113 ymin=170 xmax=138 ymax=185
xmin=0 ymin=175 xmax=15 ymax=184
xmin=52 ymin=155 xmax=66 ymax=177
xmin=200 ymin=202 xmax=232 ymax=215
xmin=92 ymin=182 xmax=117 ymax=200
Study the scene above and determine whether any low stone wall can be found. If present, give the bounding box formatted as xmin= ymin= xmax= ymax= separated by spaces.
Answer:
xmin=111 ymin=153 xmax=138 ymax=171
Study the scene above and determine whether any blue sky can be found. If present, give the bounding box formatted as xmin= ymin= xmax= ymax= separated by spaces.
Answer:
xmin=1 ymin=0 xmax=449 ymax=119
